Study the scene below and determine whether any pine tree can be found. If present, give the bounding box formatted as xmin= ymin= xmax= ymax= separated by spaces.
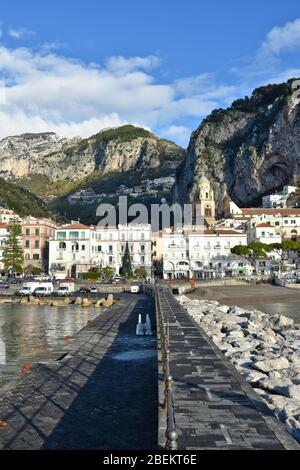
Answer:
xmin=120 ymin=242 xmax=133 ymax=278
xmin=3 ymin=218 xmax=24 ymax=275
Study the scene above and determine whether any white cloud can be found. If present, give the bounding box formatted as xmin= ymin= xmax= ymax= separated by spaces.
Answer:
xmin=161 ymin=125 xmax=191 ymax=146
xmin=106 ymin=55 xmax=160 ymax=74
xmin=0 ymin=44 xmax=235 ymax=143
xmin=260 ymin=18 xmax=300 ymax=56
xmin=7 ymin=27 xmax=35 ymax=40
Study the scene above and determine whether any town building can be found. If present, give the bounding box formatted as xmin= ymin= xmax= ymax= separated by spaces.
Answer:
xmin=248 ymin=223 xmax=282 ymax=245
xmin=22 ymin=216 xmax=57 ymax=271
xmin=262 ymin=185 xmax=296 ymax=208
xmin=0 ymin=208 xmax=20 ymax=224
xmin=93 ymin=224 xmax=152 ymax=276
xmin=48 ymin=223 xmax=152 ymax=278
xmin=192 ymin=176 xmax=216 ymax=227
xmin=232 ymin=208 xmax=300 ymax=242
xmin=163 ymin=228 xmax=248 ymax=279
xmin=48 ymin=223 xmax=94 ymax=278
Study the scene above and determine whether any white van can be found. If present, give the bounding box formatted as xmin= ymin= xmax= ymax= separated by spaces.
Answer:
xmin=57 ymin=282 xmax=75 ymax=296
xmin=33 ymin=283 xmax=54 ymax=297
xmin=19 ymin=282 xmax=53 ymax=297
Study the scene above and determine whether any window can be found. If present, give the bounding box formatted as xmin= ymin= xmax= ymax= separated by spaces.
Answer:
xmin=81 ymin=232 xmax=85 ymax=239
xmin=25 ymin=253 xmax=30 ymax=260
xmin=141 ymin=232 xmax=145 ymax=240
xmin=141 ymin=256 xmax=145 ymax=265
xmin=141 ymin=244 xmax=145 ymax=252
xmin=25 ymin=228 xmax=30 ymax=236
xmin=70 ymin=231 xmax=79 ymax=239
xmin=81 ymin=245 xmax=85 ymax=251
xmin=97 ymin=245 xmax=102 ymax=252
xmin=109 ymin=245 xmax=113 ymax=253
xmin=25 ymin=240 xmax=30 ymax=248
xmin=57 ymin=231 xmax=66 ymax=239
xmin=35 ymin=240 xmax=39 ymax=248
xmin=35 ymin=228 xmax=39 ymax=236
xmin=109 ymin=256 xmax=113 ymax=264
xmin=33 ymin=254 xmax=40 ymax=260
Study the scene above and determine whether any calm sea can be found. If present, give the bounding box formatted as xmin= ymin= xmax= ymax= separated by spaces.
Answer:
xmin=0 ymin=303 xmax=98 ymax=389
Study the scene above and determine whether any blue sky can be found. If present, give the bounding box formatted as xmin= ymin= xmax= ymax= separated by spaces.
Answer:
xmin=0 ymin=0 xmax=299 ymax=146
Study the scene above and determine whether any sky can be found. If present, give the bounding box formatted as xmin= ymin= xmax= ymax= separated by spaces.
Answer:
xmin=0 ymin=0 xmax=299 ymax=146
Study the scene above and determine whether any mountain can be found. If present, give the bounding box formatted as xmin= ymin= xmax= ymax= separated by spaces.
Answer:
xmin=174 ymin=79 xmax=300 ymax=216
xmin=0 ymin=177 xmax=56 ymax=219
xmin=0 ymin=125 xmax=185 ymax=223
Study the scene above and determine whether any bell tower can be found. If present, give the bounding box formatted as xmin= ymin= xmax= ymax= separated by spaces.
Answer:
xmin=198 ymin=176 xmax=216 ymax=227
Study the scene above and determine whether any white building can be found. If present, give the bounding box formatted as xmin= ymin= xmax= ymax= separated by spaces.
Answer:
xmin=233 ymin=208 xmax=300 ymax=242
xmin=262 ymin=185 xmax=296 ymax=209
xmin=163 ymin=228 xmax=249 ymax=279
xmin=248 ymin=223 xmax=282 ymax=245
xmin=0 ymin=208 xmax=20 ymax=224
xmin=92 ymin=224 xmax=152 ymax=276
xmin=49 ymin=223 xmax=95 ymax=279
xmin=49 ymin=222 xmax=152 ymax=278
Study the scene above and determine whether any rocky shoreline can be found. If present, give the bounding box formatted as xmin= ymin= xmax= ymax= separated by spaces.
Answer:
xmin=0 ymin=294 xmax=116 ymax=309
xmin=178 ymin=295 xmax=300 ymax=443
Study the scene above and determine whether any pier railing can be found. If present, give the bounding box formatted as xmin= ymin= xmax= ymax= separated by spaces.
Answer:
xmin=155 ymin=286 xmax=178 ymax=450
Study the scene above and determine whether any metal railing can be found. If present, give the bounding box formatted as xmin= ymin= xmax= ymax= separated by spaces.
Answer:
xmin=155 ymin=287 xmax=178 ymax=450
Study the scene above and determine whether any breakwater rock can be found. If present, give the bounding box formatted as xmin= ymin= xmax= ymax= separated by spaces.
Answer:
xmin=178 ymin=295 xmax=300 ymax=443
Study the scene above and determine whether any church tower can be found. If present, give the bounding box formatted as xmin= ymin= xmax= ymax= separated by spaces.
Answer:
xmin=197 ymin=176 xmax=216 ymax=227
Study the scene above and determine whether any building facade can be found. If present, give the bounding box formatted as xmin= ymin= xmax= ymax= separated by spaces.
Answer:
xmin=49 ymin=223 xmax=152 ymax=278
xmin=163 ymin=228 xmax=248 ymax=279
xmin=22 ymin=217 xmax=57 ymax=271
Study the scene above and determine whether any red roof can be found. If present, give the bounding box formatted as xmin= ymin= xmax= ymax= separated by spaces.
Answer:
xmin=241 ymin=208 xmax=300 ymax=216
xmin=59 ymin=223 xmax=90 ymax=230
xmin=256 ymin=223 xmax=273 ymax=228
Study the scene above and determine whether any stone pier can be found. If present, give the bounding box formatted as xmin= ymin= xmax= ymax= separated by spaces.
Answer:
xmin=156 ymin=287 xmax=299 ymax=450
xmin=0 ymin=294 xmax=157 ymax=450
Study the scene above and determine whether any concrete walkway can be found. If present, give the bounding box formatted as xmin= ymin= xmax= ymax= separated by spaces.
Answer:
xmin=0 ymin=294 xmax=157 ymax=450
xmin=157 ymin=287 xmax=299 ymax=450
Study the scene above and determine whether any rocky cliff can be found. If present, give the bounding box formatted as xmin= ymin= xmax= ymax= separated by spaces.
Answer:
xmin=0 ymin=125 xmax=185 ymax=182
xmin=0 ymin=125 xmax=185 ymax=223
xmin=175 ymin=79 xmax=300 ymax=215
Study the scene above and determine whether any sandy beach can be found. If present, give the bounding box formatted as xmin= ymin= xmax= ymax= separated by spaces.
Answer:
xmin=187 ymin=284 xmax=300 ymax=306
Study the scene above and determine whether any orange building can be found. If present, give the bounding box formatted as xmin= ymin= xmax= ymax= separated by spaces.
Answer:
xmin=22 ymin=216 xmax=57 ymax=271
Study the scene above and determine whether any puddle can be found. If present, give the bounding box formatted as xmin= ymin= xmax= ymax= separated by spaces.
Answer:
xmin=113 ymin=349 xmax=157 ymax=361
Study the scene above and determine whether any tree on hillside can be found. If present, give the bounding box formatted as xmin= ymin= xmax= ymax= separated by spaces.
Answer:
xmin=120 ymin=242 xmax=133 ymax=278
xmin=3 ymin=218 xmax=24 ymax=275
xmin=231 ymin=242 xmax=272 ymax=273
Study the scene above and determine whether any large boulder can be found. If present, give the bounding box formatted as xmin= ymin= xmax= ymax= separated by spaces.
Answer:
xmin=276 ymin=315 xmax=294 ymax=330
xmin=288 ymin=384 xmax=300 ymax=400
xmin=253 ymin=357 xmax=290 ymax=373
xmin=74 ymin=297 xmax=82 ymax=305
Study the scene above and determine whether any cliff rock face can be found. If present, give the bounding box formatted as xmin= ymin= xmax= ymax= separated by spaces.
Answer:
xmin=0 ymin=125 xmax=185 ymax=182
xmin=175 ymin=80 xmax=300 ymax=215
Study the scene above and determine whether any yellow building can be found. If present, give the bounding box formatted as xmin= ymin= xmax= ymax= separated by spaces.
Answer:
xmin=196 ymin=176 xmax=216 ymax=227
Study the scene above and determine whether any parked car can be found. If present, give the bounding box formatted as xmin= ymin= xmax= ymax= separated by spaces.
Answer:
xmin=130 ymin=284 xmax=140 ymax=294
xmin=0 ymin=282 xmax=10 ymax=289
xmin=89 ymin=287 xmax=98 ymax=294
xmin=110 ymin=277 xmax=127 ymax=284
xmin=79 ymin=287 xmax=91 ymax=294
